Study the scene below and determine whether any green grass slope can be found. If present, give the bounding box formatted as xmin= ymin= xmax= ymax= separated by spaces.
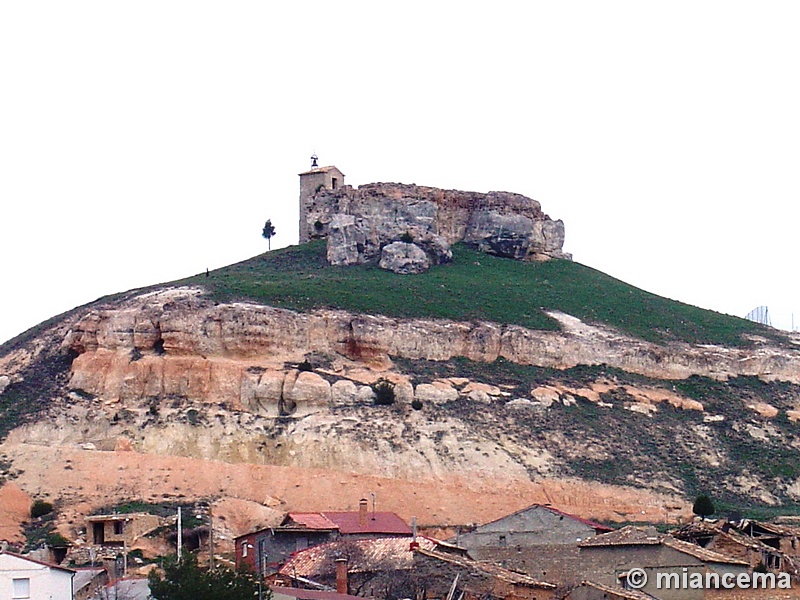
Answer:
xmin=177 ymin=241 xmax=778 ymax=348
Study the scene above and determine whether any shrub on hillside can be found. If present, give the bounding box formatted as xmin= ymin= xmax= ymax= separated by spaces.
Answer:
xmin=31 ymin=500 xmax=54 ymax=519
xmin=373 ymin=379 xmax=396 ymax=406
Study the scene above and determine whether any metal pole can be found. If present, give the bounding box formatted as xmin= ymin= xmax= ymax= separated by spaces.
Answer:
xmin=209 ymin=503 xmax=215 ymax=572
xmin=177 ymin=507 xmax=182 ymax=560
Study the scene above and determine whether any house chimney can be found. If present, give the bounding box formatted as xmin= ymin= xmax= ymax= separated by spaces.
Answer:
xmin=335 ymin=558 xmax=348 ymax=594
xmin=359 ymin=498 xmax=368 ymax=527
xmin=410 ymin=516 xmax=419 ymax=550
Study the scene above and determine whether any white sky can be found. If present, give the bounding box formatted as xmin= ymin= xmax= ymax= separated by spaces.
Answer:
xmin=1 ymin=2 xmax=799 ymax=346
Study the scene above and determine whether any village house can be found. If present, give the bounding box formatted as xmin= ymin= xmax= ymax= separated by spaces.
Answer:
xmin=0 ymin=550 xmax=76 ymax=600
xmin=672 ymin=522 xmax=794 ymax=576
xmin=412 ymin=545 xmax=556 ymax=600
xmin=453 ymin=503 xmax=612 ymax=585
xmin=456 ymin=504 xmax=612 ymax=554
xmin=274 ymin=535 xmax=556 ymax=600
xmin=236 ymin=499 xmax=412 ymax=576
xmin=85 ymin=512 xmax=161 ymax=547
xmin=273 ymin=536 xmax=438 ymax=596
xmin=730 ymin=520 xmax=800 ymax=568
xmin=577 ymin=526 xmax=750 ymax=600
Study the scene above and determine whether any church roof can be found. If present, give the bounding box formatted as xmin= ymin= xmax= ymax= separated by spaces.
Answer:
xmin=298 ymin=165 xmax=345 ymax=176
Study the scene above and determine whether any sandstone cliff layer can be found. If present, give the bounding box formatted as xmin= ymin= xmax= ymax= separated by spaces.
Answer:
xmin=63 ymin=289 xmax=800 ymax=413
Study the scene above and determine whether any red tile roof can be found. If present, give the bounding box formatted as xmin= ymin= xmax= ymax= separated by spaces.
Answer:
xmin=286 ymin=513 xmax=339 ymax=530
xmin=271 ymin=586 xmax=362 ymax=600
xmin=240 ymin=510 xmax=412 ymax=541
xmin=280 ymin=537 xmax=436 ymax=579
xmin=320 ymin=511 xmax=412 ymax=535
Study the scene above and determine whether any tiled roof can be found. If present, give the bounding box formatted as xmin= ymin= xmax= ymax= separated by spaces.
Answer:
xmin=0 ymin=550 xmax=76 ymax=573
xmin=575 ymin=580 xmax=658 ymax=600
xmin=579 ymin=526 xmax=663 ymax=547
xmin=579 ymin=528 xmax=748 ymax=565
xmin=72 ymin=568 xmax=105 ymax=592
xmin=298 ymin=166 xmax=344 ymax=176
xmin=662 ymin=537 xmax=749 ymax=565
xmin=478 ymin=503 xmax=612 ymax=533
xmin=746 ymin=521 xmax=800 ymax=537
xmin=281 ymin=511 xmax=411 ymax=535
xmin=271 ymin=585 xmax=362 ymax=600
xmin=279 ymin=537 xmax=436 ymax=579
xmin=321 ymin=511 xmax=412 ymax=535
xmin=538 ymin=505 xmax=613 ymax=532
xmin=673 ymin=522 xmax=781 ymax=554
xmin=286 ymin=513 xmax=340 ymax=530
xmin=414 ymin=547 xmax=555 ymax=589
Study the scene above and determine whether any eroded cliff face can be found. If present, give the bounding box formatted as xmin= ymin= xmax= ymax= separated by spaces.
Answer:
xmin=62 ymin=289 xmax=800 ymax=413
xmin=3 ymin=287 xmax=800 ymax=545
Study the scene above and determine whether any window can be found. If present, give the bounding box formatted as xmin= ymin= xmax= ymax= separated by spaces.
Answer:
xmin=12 ymin=578 xmax=30 ymax=599
xmin=499 ymin=535 xmax=507 ymax=547
xmin=331 ymin=177 xmax=338 ymax=190
xmin=113 ymin=521 xmax=124 ymax=535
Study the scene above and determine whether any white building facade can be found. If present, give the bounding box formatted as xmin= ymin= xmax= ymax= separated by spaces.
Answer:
xmin=0 ymin=551 xmax=75 ymax=600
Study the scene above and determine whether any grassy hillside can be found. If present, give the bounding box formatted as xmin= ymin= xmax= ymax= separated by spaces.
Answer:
xmin=178 ymin=241 xmax=777 ymax=348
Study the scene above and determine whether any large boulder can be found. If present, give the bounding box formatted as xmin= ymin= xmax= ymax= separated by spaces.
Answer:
xmin=414 ymin=382 xmax=459 ymax=404
xmin=282 ymin=371 xmax=331 ymax=413
xmin=331 ymin=379 xmax=358 ymax=406
xmin=406 ymin=228 xmax=452 ymax=264
xmin=379 ymin=242 xmax=430 ymax=274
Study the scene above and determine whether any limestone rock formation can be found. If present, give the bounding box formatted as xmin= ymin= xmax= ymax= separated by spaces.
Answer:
xmin=309 ymin=182 xmax=570 ymax=268
xmin=379 ymin=242 xmax=430 ymax=274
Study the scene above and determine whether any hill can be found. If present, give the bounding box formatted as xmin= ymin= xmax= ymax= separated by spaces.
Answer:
xmin=178 ymin=240 xmax=780 ymax=348
xmin=1 ymin=240 xmax=800 ymax=551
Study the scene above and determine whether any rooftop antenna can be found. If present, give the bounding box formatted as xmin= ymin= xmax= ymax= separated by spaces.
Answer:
xmin=310 ymin=152 xmax=319 ymax=168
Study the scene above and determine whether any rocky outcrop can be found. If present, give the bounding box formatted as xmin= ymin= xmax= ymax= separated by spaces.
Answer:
xmin=379 ymin=242 xmax=430 ymax=274
xmin=463 ymin=210 xmax=565 ymax=261
xmin=309 ymin=182 xmax=570 ymax=267
xmin=59 ymin=289 xmax=800 ymax=412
